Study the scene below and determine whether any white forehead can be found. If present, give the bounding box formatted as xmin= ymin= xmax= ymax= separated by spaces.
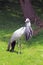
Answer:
xmin=25 ymin=18 xmax=30 ymax=22
xmin=25 ymin=18 xmax=31 ymax=27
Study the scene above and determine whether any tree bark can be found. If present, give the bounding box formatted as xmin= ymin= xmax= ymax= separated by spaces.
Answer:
xmin=19 ymin=0 xmax=43 ymax=28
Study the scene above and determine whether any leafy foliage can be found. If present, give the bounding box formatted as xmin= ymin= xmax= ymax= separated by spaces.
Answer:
xmin=31 ymin=0 xmax=43 ymax=8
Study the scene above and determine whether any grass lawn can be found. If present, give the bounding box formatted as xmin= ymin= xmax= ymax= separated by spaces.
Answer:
xmin=0 ymin=8 xmax=43 ymax=65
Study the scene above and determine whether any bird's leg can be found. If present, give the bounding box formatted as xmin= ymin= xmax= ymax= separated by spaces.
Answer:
xmin=18 ymin=39 xmax=21 ymax=54
xmin=7 ymin=42 xmax=11 ymax=51
xmin=10 ymin=41 xmax=16 ymax=52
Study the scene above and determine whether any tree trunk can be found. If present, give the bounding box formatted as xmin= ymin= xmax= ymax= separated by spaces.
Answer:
xmin=19 ymin=0 xmax=43 ymax=28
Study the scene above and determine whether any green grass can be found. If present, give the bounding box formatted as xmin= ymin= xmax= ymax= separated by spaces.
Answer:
xmin=0 ymin=9 xmax=43 ymax=65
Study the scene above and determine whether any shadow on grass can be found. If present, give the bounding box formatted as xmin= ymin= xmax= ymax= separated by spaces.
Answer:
xmin=7 ymin=50 xmax=18 ymax=54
